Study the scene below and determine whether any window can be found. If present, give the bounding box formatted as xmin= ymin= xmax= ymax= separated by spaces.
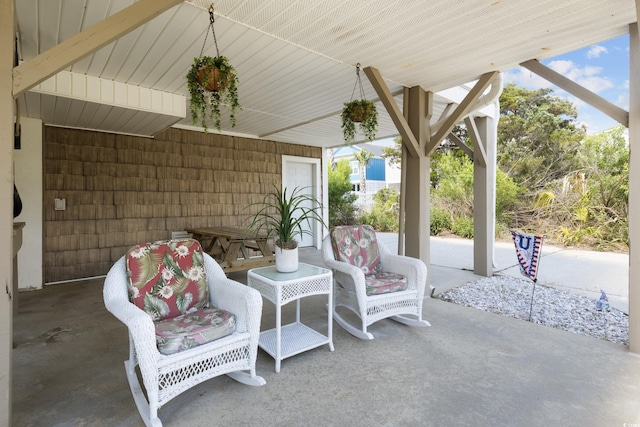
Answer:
xmin=350 ymin=161 xmax=359 ymax=176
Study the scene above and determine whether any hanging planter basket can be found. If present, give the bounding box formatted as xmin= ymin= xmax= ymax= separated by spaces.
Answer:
xmin=348 ymin=100 xmax=376 ymax=123
xmin=197 ymin=66 xmax=221 ymax=92
xmin=186 ymin=4 xmax=240 ymax=133
xmin=341 ymin=64 xmax=378 ymax=144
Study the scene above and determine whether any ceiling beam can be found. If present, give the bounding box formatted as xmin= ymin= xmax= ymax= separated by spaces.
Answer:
xmin=31 ymin=70 xmax=186 ymax=118
xmin=13 ymin=0 xmax=183 ymax=97
xmin=258 ymin=89 xmax=403 ymax=139
xmin=520 ymin=59 xmax=629 ymax=127
xmin=427 ymin=71 xmax=498 ymax=156
xmin=363 ymin=66 xmax=420 ymax=158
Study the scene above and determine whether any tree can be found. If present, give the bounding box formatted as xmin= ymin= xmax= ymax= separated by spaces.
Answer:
xmin=359 ymin=187 xmax=400 ymax=232
xmin=354 ymin=149 xmax=374 ymax=194
xmin=562 ymin=125 xmax=629 ymax=248
xmin=579 ymin=125 xmax=628 ymax=213
xmin=328 ymin=159 xmax=358 ymax=226
xmin=382 ymin=136 xmax=402 ymax=168
xmin=498 ymin=83 xmax=586 ymax=189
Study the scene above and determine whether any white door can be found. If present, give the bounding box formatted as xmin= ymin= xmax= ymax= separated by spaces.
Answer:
xmin=284 ymin=160 xmax=315 ymax=247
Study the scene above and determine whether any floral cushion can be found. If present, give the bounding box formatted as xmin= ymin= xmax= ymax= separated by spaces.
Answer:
xmin=365 ymin=272 xmax=408 ymax=296
xmin=330 ymin=225 xmax=381 ymax=275
xmin=126 ymin=239 xmax=209 ymax=321
xmin=154 ymin=306 xmax=236 ymax=355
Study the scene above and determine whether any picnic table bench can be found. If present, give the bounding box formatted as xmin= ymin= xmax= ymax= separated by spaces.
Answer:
xmin=185 ymin=226 xmax=275 ymax=273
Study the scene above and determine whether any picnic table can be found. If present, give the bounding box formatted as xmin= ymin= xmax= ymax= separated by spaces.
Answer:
xmin=185 ymin=226 xmax=275 ymax=273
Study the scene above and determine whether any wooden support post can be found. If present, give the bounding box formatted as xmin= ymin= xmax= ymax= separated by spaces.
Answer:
xmin=1 ymin=1 xmax=14 ymax=425
xmin=404 ymin=86 xmax=431 ymax=265
xmin=628 ymin=22 xmax=640 ymax=354
xmin=466 ymin=116 xmax=495 ymax=277
xmin=398 ymin=87 xmax=410 ymax=256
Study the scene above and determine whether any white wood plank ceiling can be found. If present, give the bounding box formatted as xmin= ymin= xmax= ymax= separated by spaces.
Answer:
xmin=14 ymin=0 xmax=637 ymax=146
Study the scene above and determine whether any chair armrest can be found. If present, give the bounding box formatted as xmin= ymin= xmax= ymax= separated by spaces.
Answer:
xmin=321 ymin=235 xmax=365 ymax=280
xmin=204 ymin=254 xmax=263 ymax=335
xmin=321 ymin=238 xmax=368 ymax=300
xmin=322 ymin=256 xmax=363 ymax=278
xmin=380 ymin=252 xmax=428 ymax=297
xmin=103 ymin=257 xmax=159 ymax=366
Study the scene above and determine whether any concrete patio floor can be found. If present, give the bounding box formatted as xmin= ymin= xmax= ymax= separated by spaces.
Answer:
xmin=12 ymin=243 xmax=640 ymax=426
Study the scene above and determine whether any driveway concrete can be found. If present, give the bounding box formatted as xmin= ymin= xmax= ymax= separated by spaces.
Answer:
xmin=375 ymin=233 xmax=629 ymax=313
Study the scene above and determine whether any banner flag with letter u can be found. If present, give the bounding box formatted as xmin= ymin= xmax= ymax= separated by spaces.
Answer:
xmin=511 ymin=231 xmax=542 ymax=282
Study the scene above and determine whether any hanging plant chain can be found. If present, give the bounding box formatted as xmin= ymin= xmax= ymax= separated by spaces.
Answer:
xmin=188 ymin=2 xmax=240 ymax=132
xmin=200 ymin=4 xmax=220 ymax=58
xmin=342 ymin=62 xmax=378 ymax=144
xmin=349 ymin=63 xmax=366 ymax=102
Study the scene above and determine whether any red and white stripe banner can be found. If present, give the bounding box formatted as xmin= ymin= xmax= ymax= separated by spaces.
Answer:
xmin=511 ymin=231 xmax=542 ymax=282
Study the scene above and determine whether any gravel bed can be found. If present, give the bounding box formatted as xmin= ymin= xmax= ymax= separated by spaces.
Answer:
xmin=439 ymin=276 xmax=629 ymax=346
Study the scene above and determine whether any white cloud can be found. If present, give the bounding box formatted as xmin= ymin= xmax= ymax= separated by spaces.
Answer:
xmin=587 ymin=45 xmax=608 ymax=59
xmin=505 ymin=61 xmax=614 ymax=95
xmin=503 ymin=67 xmax=550 ymax=90
xmin=547 ymin=60 xmax=613 ymax=94
xmin=548 ymin=59 xmax=573 ymax=75
xmin=616 ymin=93 xmax=629 ymax=110
xmin=503 ymin=62 xmax=621 ymax=134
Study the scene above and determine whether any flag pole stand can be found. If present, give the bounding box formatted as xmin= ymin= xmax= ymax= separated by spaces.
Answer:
xmin=511 ymin=231 xmax=543 ymax=324
xmin=528 ymin=279 xmax=537 ymax=322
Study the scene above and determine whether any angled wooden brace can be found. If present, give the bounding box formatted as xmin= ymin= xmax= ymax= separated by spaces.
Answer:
xmin=13 ymin=0 xmax=183 ymax=97
xmin=520 ymin=59 xmax=628 ymax=127
xmin=363 ymin=66 xmax=421 ymax=158
xmin=427 ymin=71 xmax=499 ymax=156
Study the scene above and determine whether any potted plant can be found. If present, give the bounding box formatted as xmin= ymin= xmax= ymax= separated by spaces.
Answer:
xmin=187 ymin=55 xmax=240 ymax=133
xmin=341 ymin=99 xmax=378 ymax=145
xmin=246 ymin=185 xmax=325 ymax=272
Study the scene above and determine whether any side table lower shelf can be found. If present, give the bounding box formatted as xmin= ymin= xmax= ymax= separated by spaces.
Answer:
xmin=247 ymin=263 xmax=334 ymax=373
xmin=259 ymin=322 xmax=332 ymax=364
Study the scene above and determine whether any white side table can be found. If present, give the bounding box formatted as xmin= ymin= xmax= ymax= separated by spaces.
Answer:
xmin=248 ymin=263 xmax=334 ymax=373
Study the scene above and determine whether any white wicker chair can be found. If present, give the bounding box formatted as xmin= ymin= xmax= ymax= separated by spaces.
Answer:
xmin=322 ymin=225 xmax=430 ymax=340
xmin=104 ymin=246 xmax=265 ymax=427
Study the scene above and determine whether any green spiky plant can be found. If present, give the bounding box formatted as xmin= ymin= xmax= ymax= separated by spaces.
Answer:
xmin=246 ymin=185 xmax=325 ymax=250
xmin=341 ymin=99 xmax=378 ymax=144
xmin=187 ymin=55 xmax=240 ymax=133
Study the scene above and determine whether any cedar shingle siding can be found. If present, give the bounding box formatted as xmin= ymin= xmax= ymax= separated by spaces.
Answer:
xmin=43 ymin=126 xmax=322 ymax=283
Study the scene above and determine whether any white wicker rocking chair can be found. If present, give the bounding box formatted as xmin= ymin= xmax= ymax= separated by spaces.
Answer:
xmin=322 ymin=225 xmax=430 ymax=340
xmin=103 ymin=239 xmax=265 ymax=427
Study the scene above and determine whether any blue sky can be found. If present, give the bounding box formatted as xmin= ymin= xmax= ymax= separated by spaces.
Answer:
xmin=503 ymin=34 xmax=629 ymax=134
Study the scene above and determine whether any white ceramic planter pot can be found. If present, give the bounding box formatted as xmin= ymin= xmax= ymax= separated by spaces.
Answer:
xmin=275 ymin=246 xmax=298 ymax=272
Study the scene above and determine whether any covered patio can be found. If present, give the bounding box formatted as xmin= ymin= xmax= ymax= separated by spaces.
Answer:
xmin=12 ymin=247 xmax=640 ymax=426
xmin=3 ymin=1 xmax=640 ymax=425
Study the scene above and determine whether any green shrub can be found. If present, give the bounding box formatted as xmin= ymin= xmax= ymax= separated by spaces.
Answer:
xmin=452 ymin=216 xmax=474 ymax=239
xmin=359 ymin=207 xmax=398 ymax=232
xmin=430 ymin=208 xmax=451 ymax=235
xmin=328 ymin=159 xmax=358 ymax=226
xmin=359 ymin=188 xmax=399 ymax=232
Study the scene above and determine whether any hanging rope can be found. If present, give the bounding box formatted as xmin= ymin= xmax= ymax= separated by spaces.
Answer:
xmin=200 ymin=4 xmax=220 ymax=58
xmin=349 ymin=63 xmax=366 ymax=101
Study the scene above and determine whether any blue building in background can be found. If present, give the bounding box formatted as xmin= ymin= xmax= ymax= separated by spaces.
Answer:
xmin=331 ymin=143 xmax=392 ymax=207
